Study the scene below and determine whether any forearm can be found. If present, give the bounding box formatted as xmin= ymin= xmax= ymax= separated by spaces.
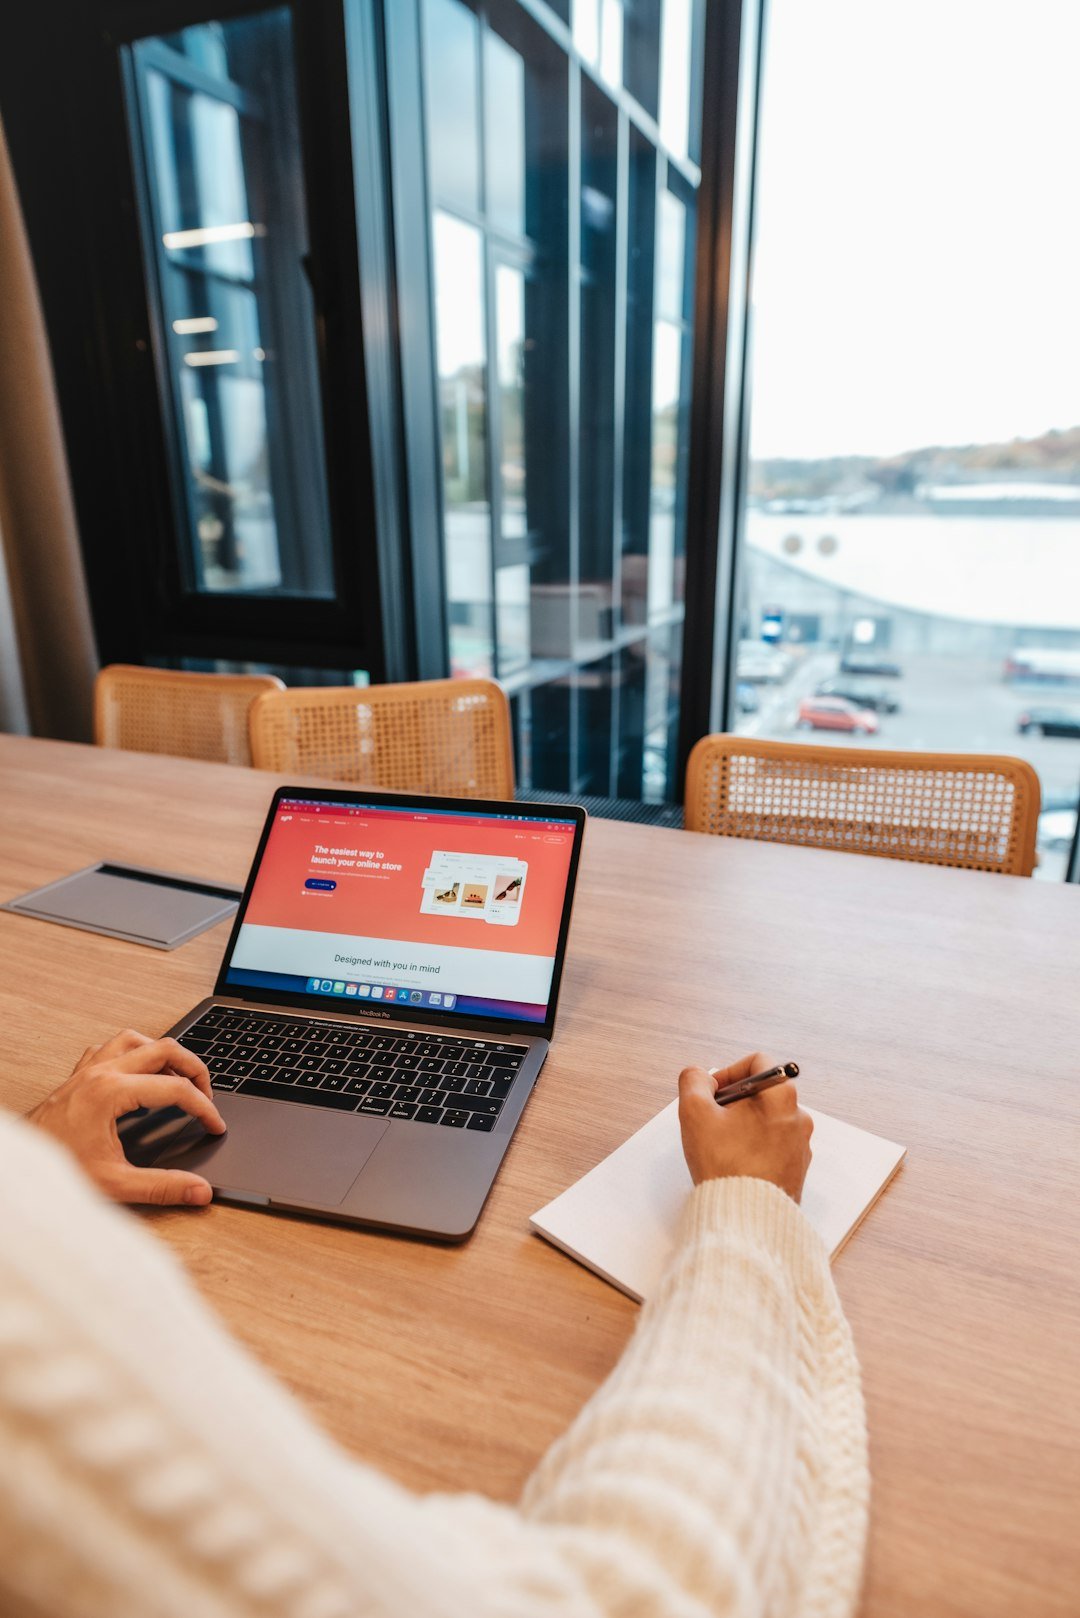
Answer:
xmin=514 ymin=1178 xmax=868 ymax=1618
xmin=0 ymin=1114 xmax=866 ymax=1618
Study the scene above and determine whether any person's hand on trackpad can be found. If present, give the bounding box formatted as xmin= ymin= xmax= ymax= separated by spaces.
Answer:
xmin=26 ymin=1029 xmax=226 ymax=1207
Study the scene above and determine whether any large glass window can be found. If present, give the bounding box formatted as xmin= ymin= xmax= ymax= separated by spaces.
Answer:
xmin=129 ymin=12 xmax=332 ymax=596
xmin=737 ymin=0 xmax=1080 ymax=876
xmin=421 ymin=0 xmax=705 ymax=799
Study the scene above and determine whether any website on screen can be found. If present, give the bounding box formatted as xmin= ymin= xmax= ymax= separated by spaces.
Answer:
xmin=224 ymin=800 xmax=576 ymax=1023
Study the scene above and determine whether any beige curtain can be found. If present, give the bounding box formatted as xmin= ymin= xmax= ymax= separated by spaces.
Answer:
xmin=0 ymin=116 xmax=98 ymax=742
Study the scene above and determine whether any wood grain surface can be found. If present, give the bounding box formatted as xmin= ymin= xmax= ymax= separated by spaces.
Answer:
xmin=1 ymin=734 xmax=1078 ymax=1617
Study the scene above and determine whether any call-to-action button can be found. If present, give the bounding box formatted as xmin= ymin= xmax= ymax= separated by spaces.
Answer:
xmin=305 ymin=878 xmax=337 ymax=891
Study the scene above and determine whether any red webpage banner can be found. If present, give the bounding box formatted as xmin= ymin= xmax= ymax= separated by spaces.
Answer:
xmin=244 ymin=808 xmax=574 ymax=958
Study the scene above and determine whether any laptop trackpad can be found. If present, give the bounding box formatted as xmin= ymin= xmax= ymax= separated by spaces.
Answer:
xmin=130 ymin=1095 xmax=388 ymax=1207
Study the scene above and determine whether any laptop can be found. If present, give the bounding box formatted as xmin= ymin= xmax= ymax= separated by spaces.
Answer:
xmin=120 ymin=785 xmax=586 ymax=1240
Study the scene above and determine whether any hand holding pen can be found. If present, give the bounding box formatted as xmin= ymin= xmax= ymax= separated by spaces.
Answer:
xmin=678 ymin=1053 xmax=813 ymax=1203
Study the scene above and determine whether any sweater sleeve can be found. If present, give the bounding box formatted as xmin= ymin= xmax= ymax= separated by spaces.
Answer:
xmin=0 ymin=1110 xmax=867 ymax=1618
xmin=517 ymin=1178 xmax=868 ymax=1618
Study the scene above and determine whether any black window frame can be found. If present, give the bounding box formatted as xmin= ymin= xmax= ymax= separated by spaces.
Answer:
xmin=1 ymin=0 xmax=763 ymax=793
xmin=125 ymin=21 xmax=336 ymax=600
xmin=675 ymin=0 xmax=766 ymax=782
xmin=0 ymin=0 xmax=411 ymax=678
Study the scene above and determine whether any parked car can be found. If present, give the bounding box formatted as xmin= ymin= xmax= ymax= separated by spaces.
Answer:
xmin=796 ymin=696 xmax=879 ymax=735
xmin=815 ymin=677 xmax=900 ymax=714
xmin=1017 ymin=707 xmax=1080 ymax=738
xmin=839 ymin=655 xmax=903 ymax=678
xmin=736 ymin=682 xmax=759 ymax=715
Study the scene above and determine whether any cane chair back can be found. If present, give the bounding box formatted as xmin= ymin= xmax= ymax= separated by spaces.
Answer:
xmin=94 ymin=665 xmax=284 ymax=768
xmin=249 ymin=678 xmax=515 ymax=799
xmin=685 ymin=734 xmax=1040 ymax=876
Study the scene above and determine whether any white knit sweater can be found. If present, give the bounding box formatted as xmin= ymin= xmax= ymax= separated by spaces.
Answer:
xmin=0 ymin=1110 xmax=867 ymax=1618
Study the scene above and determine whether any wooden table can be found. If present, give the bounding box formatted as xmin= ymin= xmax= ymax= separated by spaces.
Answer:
xmin=1 ymin=734 xmax=1078 ymax=1618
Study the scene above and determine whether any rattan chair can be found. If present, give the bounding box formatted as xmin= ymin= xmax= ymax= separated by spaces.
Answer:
xmin=685 ymin=734 xmax=1040 ymax=876
xmin=248 ymin=677 xmax=515 ymax=798
xmin=94 ymin=665 xmax=284 ymax=768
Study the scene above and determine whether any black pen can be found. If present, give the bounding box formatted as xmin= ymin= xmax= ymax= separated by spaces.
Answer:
xmin=712 ymin=1060 xmax=800 ymax=1106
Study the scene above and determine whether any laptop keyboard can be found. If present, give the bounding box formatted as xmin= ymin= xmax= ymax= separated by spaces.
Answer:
xmin=179 ymin=1007 xmax=528 ymax=1133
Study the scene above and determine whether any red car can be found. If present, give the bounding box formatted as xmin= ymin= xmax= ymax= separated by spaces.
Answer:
xmin=797 ymin=696 xmax=879 ymax=735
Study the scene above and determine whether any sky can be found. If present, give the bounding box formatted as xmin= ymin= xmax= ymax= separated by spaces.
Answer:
xmin=748 ymin=0 xmax=1080 ymax=459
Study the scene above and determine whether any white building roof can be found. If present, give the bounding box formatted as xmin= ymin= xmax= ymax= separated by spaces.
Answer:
xmin=747 ymin=512 xmax=1080 ymax=630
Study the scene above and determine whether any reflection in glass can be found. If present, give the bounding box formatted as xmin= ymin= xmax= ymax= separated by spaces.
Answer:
xmin=624 ymin=0 xmax=662 ymax=117
xmin=656 ymin=190 xmax=686 ymax=322
xmin=159 ymin=24 xmax=229 ymax=75
xmin=573 ymin=0 xmax=600 ymax=64
xmin=150 ymin=81 xmax=255 ymax=280
xmin=649 ymin=322 xmax=681 ymax=618
xmin=599 ymin=0 xmax=624 ymax=88
xmin=419 ymin=0 xmax=702 ymax=802
xmin=422 ymin=0 xmax=481 ymax=213
xmin=496 ymin=564 xmax=531 ymax=676
xmin=659 ymin=0 xmax=693 ymax=157
xmin=580 ymin=83 xmax=618 ymax=618
xmin=642 ymin=624 xmax=681 ymax=799
xmin=576 ymin=652 xmax=616 ymax=792
xmin=432 ymin=212 xmax=493 ymax=678
xmin=485 ymin=32 xmax=526 ymax=237
xmin=615 ymin=639 xmax=647 ymax=795
xmin=131 ymin=10 xmax=331 ymax=596
xmin=622 ymin=130 xmax=658 ymax=628
xmin=495 ymin=265 xmax=526 ymax=540
xmin=574 ymin=0 xmax=624 ymax=83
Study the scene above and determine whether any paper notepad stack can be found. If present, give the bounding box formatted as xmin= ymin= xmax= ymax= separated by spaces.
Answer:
xmin=531 ymin=1104 xmax=905 ymax=1302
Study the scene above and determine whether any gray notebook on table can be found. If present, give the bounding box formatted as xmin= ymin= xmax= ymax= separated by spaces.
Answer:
xmin=3 ymin=863 xmax=240 ymax=949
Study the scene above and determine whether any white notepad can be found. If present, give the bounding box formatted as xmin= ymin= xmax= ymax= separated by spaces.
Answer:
xmin=531 ymin=1104 xmax=905 ymax=1303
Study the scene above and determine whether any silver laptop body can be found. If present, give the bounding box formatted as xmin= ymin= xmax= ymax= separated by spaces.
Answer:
xmin=121 ymin=786 xmax=585 ymax=1241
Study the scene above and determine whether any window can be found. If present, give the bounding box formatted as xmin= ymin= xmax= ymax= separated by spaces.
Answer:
xmin=735 ymin=0 xmax=1080 ymax=876
xmin=419 ymin=0 xmax=706 ymax=798
xmin=129 ymin=12 xmax=332 ymax=596
xmin=6 ymin=0 xmax=775 ymax=794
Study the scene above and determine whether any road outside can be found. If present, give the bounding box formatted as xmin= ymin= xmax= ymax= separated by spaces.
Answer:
xmin=739 ymin=650 xmax=1080 ymax=880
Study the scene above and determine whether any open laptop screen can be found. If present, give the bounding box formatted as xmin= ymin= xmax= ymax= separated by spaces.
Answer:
xmin=220 ymin=794 xmax=581 ymax=1026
